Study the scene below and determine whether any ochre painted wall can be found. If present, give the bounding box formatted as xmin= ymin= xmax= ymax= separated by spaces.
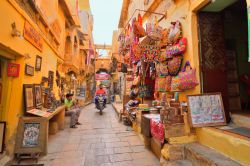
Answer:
xmin=0 ymin=0 xmax=64 ymax=155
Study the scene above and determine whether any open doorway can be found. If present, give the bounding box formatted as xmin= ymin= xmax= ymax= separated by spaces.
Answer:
xmin=198 ymin=0 xmax=250 ymax=122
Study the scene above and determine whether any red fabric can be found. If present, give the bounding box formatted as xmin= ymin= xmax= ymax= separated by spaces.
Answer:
xmin=150 ymin=119 xmax=165 ymax=143
xmin=96 ymin=89 xmax=106 ymax=95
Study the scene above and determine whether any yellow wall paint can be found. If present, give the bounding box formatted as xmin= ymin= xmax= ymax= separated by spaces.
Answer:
xmin=0 ymin=0 xmax=67 ymax=155
xmin=197 ymin=127 xmax=250 ymax=165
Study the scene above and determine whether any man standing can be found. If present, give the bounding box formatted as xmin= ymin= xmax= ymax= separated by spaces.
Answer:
xmin=64 ymin=93 xmax=82 ymax=128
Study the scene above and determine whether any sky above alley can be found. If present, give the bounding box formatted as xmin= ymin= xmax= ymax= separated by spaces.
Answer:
xmin=90 ymin=0 xmax=123 ymax=45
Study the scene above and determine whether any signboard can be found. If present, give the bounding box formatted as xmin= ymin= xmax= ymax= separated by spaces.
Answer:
xmin=95 ymin=74 xmax=110 ymax=80
xmin=187 ymin=93 xmax=226 ymax=127
xmin=7 ymin=63 xmax=20 ymax=77
xmin=23 ymin=21 xmax=43 ymax=52
xmin=76 ymin=86 xmax=85 ymax=99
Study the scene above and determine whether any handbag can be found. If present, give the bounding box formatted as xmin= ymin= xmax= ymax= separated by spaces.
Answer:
xmin=132 ymin=14 xmax=146 ymax=38
xmin=157 ymin=51 xmax=167 ymax=62
xmin=146 ymin=17 xmax=163 ymax=41
xmin=168 ymin=56 xmax=183 ymax=76
xmin=160 ymin=28 xmax=170 ymax=47
xmin=155 ymin=76 xmax=166 ymax=92
xmin=171 ymin=76 xmax=180 ymax=91
xmin=178 ymin=61 xmax=199 ymax=90
xmin=167 ymin=21 xmax=182 ymax=45
xmin=132 ymin=43 xmax=143 ymax=62
xmin=165 ymin=76 xmax=172 ymax=92
xmin=159 ymin=61 xmax=169 ymax=76
xmin=166 ymin=38 xmax=187 ymax=59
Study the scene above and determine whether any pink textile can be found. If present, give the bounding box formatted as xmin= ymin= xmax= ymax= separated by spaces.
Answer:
xmin=150 ymin=119 xmax=165 ymax=143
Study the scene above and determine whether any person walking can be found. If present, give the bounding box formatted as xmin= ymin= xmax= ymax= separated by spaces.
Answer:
xmin=64 ymin=93 xmax=82 ymax=128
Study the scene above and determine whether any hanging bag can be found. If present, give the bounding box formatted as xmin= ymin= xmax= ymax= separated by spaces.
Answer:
xmin=178 ymin=61 xmax=199 ymax=90
xmin=155 ymin=76 xmax=166 ymax=92
xmin=167 ymin=21 xmax=182 ymax=45
xmin=171 ymin=76 xmax=180 ymax=91
xmin=132 ymin=14 xmax=146 ymax=38
xmin=159 ymin=61 xmax=169 ymax=76
xmin=146 ymin=17 xmax=163 ymax=41
xmin=165 ymin=76 xmax=172 ymax=92
xmin=166 ymin=38 xmax=187 ymax=59
xmin=168 ymin=56 xmax=183 ymax=76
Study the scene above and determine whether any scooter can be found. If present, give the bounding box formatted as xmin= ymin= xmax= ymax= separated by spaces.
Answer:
xmin=96 ymin=95 xmax=105 ymax=115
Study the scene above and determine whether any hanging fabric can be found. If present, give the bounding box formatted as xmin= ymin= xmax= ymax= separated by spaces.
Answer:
xmin=167 ymin=21 xmax=182 ymax=45
xmin=132 ymin=14 xmax=146 ymax=38
xmin=146 ymin=16 xmax=163 ymax=41
xmin=166 ymin=38 xmax=187 ymax=59
xmin=168 ymin=56 xmax=183 ymax=76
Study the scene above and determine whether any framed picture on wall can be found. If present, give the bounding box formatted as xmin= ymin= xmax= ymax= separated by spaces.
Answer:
xmin=34 ymin=84 xmax=43 ymax=109
xmin=23 ymin=84 xmax=35 ymax=111
xmin=35 ymin=55 xmax=42 ymax=71
xmin=7 ymin=63 xmax=20 ymax=77
xmin=25 ymin=64 xmax=34 ymax=76
xmin=15 ymin=117 xmax=46 ymax=154
xmin=0 ymin=122 xmax=6 ymax=153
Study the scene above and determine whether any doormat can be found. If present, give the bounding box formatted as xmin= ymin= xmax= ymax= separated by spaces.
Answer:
xmin=217 ymin=126 xmax=250 ymax=138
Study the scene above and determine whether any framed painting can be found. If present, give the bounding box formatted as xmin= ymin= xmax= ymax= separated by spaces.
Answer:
xmin=15 ymin=117 xmax=46 ymax=154
xmin=23 ymin=84 xmax=35 ymax=111
xmin=7 ymin=63 xmax=20 ymax=77
xmin=35 ymin=55 xmax=42 ymax=71
xmin=0 ymin=122 xmax=6 ymax=153
xmin=187 ymin=93 xmax=226 ymax=127
xmin=25 ymin=64 xmax=34 ymax=76
xmin=34 ymin=84 xmax=43 ymax=109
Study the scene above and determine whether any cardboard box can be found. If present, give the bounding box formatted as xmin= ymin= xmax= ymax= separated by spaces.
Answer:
xmin=161 ymin=144 xmax=184 ymax=161
xmin=151 ymin=137 xmax=163 ymax=159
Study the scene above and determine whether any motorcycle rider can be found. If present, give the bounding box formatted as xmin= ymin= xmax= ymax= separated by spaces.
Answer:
xmin=95 ymin=84 xmax=107 ymax=107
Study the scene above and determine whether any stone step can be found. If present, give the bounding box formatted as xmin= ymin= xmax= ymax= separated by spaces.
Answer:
xmin=184 ymin=143 xmax=243 ymax=166
xmin=166 ymin=160 xmax=193 ymax=166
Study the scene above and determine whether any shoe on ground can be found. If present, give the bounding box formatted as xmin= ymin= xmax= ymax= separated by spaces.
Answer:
xmin=76 ymin=122 xmax=82 ymax=125
xmin=70 ymin=125 xmax=78 ymax=128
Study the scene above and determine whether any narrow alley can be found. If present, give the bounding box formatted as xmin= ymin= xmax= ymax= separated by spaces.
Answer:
xmin=38 ymin=104 xmax=159 ymax=166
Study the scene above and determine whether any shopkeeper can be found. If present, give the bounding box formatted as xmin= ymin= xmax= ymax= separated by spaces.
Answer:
xmin=64 ymin=93 xmax=82 ymax=128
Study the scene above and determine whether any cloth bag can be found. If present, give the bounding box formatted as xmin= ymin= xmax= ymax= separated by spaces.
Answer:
xmin=168 ymin=56 xmax=183 ymax=76
xmin=146 ymin=17 xmax=163 ymax=41
xmin=167 ymin=21 xmax=182 ymax=45
xmin=171 ymin=76 xmax=180 ymax=91
xmin=155 ymin=76 xmax=166 ymax=92
xmin=166 ymin=38 xmax=187 ymax=59
xmin=165 ymin=76 xmax=172 ymax=92
xmin=178 ymin=61 xmax=199 ymax=90
xmin=159 ymin=62 xmax=169 ymax=76
xmin=132 ymin=14 xmax=146 ymax=38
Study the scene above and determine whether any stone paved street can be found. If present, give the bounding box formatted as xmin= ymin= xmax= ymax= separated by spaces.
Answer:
xmin=38 ymin=104 xmax=159 ymax=166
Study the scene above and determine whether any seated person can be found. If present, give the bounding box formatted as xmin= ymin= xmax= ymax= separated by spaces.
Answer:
xmin=125 ymin=93 xmax=140 ymax=112
xmin=95 ymin=84 xmax=107 ymax=106
xmin=64 ymin=93 xmax=82 ymax=128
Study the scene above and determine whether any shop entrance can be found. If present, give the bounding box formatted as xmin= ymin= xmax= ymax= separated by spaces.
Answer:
xmin=198 ymin=0 xmax=250 ymax=121
xmin=0 ymin=56 xmax=8 ymax=121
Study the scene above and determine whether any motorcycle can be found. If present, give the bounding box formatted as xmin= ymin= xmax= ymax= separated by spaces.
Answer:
xmin=95 ymin=95 xmax=105 ymax=115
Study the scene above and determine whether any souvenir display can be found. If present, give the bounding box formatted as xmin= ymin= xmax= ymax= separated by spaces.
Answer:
xmin=160 ymin=28 xmax=170 ymax=47
xmin=157 ymin=51 xmax=168 ymax=62
xmin=132 ymin=43 xmax=143 ymax=63
xmin=23 ymin=84 xmax=35 ymax=112
xmin=166 ymin=38 xmax=187 ymax=59
xmin=178 ymin=61 xmax=199 ymax=90
xmin=168 ymin=56 xmax=183 ymax=76
xmin=139 ymin=85 xmax=152 ymax=98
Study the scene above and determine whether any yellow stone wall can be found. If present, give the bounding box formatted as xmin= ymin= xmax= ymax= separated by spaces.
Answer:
xmin=0 ymin=0 xmax=70 ymax=155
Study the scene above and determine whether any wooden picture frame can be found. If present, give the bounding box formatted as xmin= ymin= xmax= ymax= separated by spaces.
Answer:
xmin=34 ymin=84 xmax=43 ymax=109
xmin=15 ymin=117 xmax=46 ymax=154
xmin=187 ymin=93 xmax=226 ymax=128
xmin=0 ymin=122 xmax=6 ymax=153
xmin=35 ymin=55 xmax=42 ymax=71
xmin=23 ymin=84 xmax=35 ymax=112
xmin=25 ymin=64 xmax=34 ymax=76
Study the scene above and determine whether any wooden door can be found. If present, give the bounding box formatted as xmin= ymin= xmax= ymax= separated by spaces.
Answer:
xmin=198 ymin=12 xmax=230 ymax=121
